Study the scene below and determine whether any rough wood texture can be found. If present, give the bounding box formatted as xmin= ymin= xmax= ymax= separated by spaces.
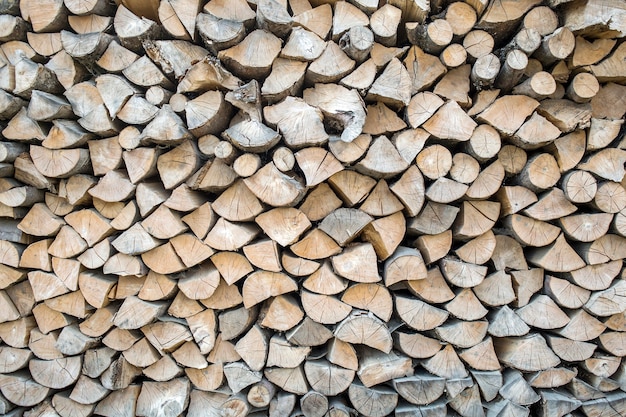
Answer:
xmin=0 ymin=0 xmax=625 ymax=416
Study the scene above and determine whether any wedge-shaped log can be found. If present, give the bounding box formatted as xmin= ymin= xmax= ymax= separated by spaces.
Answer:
xmin=0 ymin=185 xmax=44 ymax=208
xmin=446 ymin=288 xmax=488 ymax=321
xmin=264 ymin=97 xmax=328 ymax=148
xmin=478 ymin=95 xmax=539 ymax=136
xmin=301 ymin=291 xmax=351 ymax=325
xmin=406 ymin=266 xmax=455 ymax=304
xmin=261 ymin=58 xmax=307 ymax=104
xmin=171 ymin=234 xmax=214 ymax=269
xmin=453 ymin=200 xmax=500 ymax=240
xmin=357 ymin=348 xmax=412 ymax=387
xmin=355 ymin=135 xmax=409 ymax=179
xmin=441 ymin=258 xmax=488 ymax=288
xmin=303 ymin=83 xmax=366 ymax=143
xmin=0 ymin=372 xmax=50 ymax=407
xmin=235 ymin=324 xmax=269 ymax=372
xmin=89 ymin=170 xmax=136 ymax=203
xmin=395 ymin=295 xmax=449 ymax=331
xmin=136 ymin=379 xmax=190 ymax=417
xmin=393 ymin=332 xmax=441 ymax=361
xmin=217 ymin=29 xmax=282 ymax=79
xmin=290 ymin=228 xmax=342 ymax=260
xmin=242 ymin=271 xmax=298 ymax=309
xmin=585 ymin=280 xmax=626 ymax=317
xmin=494 ymin=334 xmax=560 ymax=372
xmin=487 ymin=306 xmax=530 ymax=337
xmin=30 ymin=146 xmax=90 ymax=179
xmin=426 ymin=178 xmax=467 ymax=203
xmin=423 ymin=344 xmax=469 ymax=379
xmin=266 ymin=334 xmax=310 ymax=369
xmin=320 ymin=208 xmax=373 ymax=246
xmin=555 ymin=310 xmax=605 ymax=343
xmin=523 ymin=188 xmax=577 ymax=222
xmin=300 ymin=359 xmax=354 ymax=398
xmin=253 ymin=208 xmax=310 ymax=249
xmin=384 ymin=246 xmax=427 ymax=287
xmin=29 ymin=356 xmax=82 ymax=390
xmin=300 ymin=260 xmax=344 ymax=295
xmin=545 ymin=275 xmax=591 ymax=311
xmin=435 ymin=319 xmax=488 ymax=349
xmin=341 ymin=283 xmax=392 ymax=322
xmin=196 ymin=12 xmax=246 ymax=55
xmin=296 ymin=147 xmax=344 ymax=187
xmin=459 ymin=337 xmax=501 ymax=371
xmin=359 ymin=179 xmax=404 ymax=217
xmin=517 ymin=294 xmax=570 ymax=330
xmin=64 ymin=209 xmax=113 ymax=248
xmin=535 ymin=99 xmax=592 ymax=135
xmin=361 ymin=212 xmax=406 ymax=259
xmin=111 ymin=223 xmax=160 ymax=256
xmin=568 ymin=260 xmax=622 ymax=291
xmin=348 ymin=382 xmax=398 ymax=417
xmin=328 ymin=170 xmax=376 ymax=207
xmin=14 ymin=56 xmax=64 ymax=99
xmin=113 ymin=5 xmax=160 ymax=52
xmin=388 ymin=166 xmax=425 ymax=218
xmin=141 ymin=242 xmax=187 ymax=275
xmin=393 ymin=372 xmax=445 ymax=406
xmin=455 ymin=231 xmax=496 ymax=266
xmin=243 ymin=162 xmax=306 ymax=207
xmin=527 ymin=233 xmax=586 ymax=272
xmin=334 ymin=310 xmax=392 ymax=353
xmin=0 ymin=290 xmax=20 ymax=324
xmin=203 ymin=218 xmax=259 ymax=251
xmin=331 ymin=242 xmax=380 ymax=283
xmin=366 ymin=58 xmax=411 ymax=108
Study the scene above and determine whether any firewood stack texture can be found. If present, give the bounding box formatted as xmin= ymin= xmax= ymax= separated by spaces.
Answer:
xmin=1 ymin=0 xmax=626 ymax=415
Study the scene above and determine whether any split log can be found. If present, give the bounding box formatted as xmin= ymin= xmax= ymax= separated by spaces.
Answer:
xmin=0 ymin=372 xmax=50 ymax=407
xmin=476 ymin=0 xmax=542 ymax=42
xmin=29 ymin=356 xmax=82 ymax=389
xmin=212 ymin=181 xmax=263 ymax=223
xmin=537 ymin=98 xmax=592 ymax=133
xmin=422 ymin=344 xmax=468 ymax=379
xmin=296 ymin=147 xmax=344 ymax=187
xmin=264 ymin=97 xmax=328 ymax=148
xmin=14 ymin=55 xmax=64 ymax=99
xmin=260 ymin=58 xmax=307 ymax=104
xmin=303 ymin=83 xmax=366 ymax=143
xmin=367 ymin=58 xmax=412 ymax=108
xmin=355 ymin=134 xmax=409 ymax=179
xmin=196 ymin=13 xmax=245 ymax=55
xmin=494 ymin=335 xmax=560 ymax=372
xmin=218 ymin=29 xmax=282 ymax=80
xmin=328 ymin=170 xmax=376 ymax=208
xmin=300 ymin=260 xmax=343 ymax=295
xmin=453 ymin=200 xmax=500 ymax=240
xmin=243 ymin=162 xmax=305 ymax=206
xmin=348 ymin=382 xmax=398 ymax=417
xmin=423 ymin=101 xmax=476 ymax=142
xmin=136 ymin=379 xmax=190 ymax=417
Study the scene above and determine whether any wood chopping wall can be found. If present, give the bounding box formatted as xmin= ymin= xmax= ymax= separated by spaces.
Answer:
xmin=0 ymin=0 xmax=626 ymax=416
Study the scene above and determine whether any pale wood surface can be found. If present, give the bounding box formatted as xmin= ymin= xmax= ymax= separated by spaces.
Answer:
xmin=0 ymin=0 xmax=625 ymax=415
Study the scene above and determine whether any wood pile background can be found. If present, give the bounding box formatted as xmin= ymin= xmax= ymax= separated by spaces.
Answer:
xmin=1 ymin=0 xmax=626 ymax=415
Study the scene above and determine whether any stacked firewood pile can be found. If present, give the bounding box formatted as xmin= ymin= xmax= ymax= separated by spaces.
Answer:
xmin=1 ymin=0 xmax=626 ymax=415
